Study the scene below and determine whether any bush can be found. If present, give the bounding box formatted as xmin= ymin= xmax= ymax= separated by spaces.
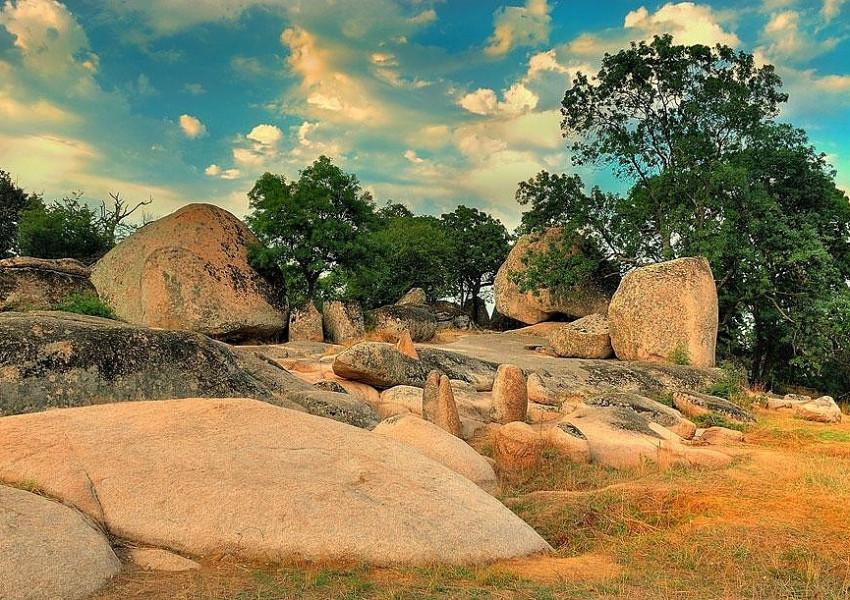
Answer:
xmin=691 ymin=413 xmax=746 ymax=432
xmin=705 ymin=361 xmax=749 ymax=400
xmin=53 ymin=292 xmax=116 ymax=319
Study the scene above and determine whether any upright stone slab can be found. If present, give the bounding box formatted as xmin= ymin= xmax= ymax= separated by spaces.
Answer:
xmin=493 ymin=364 xmax=528 ymax=424
xmin=322 ymin=300 xmax=365 ymax=344
xmin=289 ymin=303 xmax=324 ymax=342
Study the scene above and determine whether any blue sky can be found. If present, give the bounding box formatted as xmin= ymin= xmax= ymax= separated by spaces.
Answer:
xmin=0 ymin=0 xmax=848 ymax=230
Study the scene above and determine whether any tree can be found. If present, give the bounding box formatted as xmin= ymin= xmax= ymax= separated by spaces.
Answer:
xmin=439 ymin=206 xmax=511 ymax=319
xmin=0 ymin=170 xmax=36 ymax=258
xmin=517 ymin=34 xmax=850 ymax=393
xmin=246 ymin=156 xmax=376 ymax=305
xmin=340 ymin=207 xmax=453 ymax=308
xmin=18 ymin=194 xmax=113 ymax=264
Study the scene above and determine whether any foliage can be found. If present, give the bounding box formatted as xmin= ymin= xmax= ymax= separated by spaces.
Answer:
xmin=516 ymin=34 xmax=850 ymax=394
xmin=704 ymin=361 xmax=749 ymax=400
xmin=52 ymin=292 xmax=117 ymax=319
xmin=18 ymin=195 xmax=113 ymax=264
xmin=246 ymin=156 xmax=376 ymax=304
xmin=690 ymin=413 xmax=746 ymax=432
xmin=439 ymin=205 xmax=511 ymax=313
xmin=667 ymin=345 xmax=691 ymax=366
xmin=0 ymin=170 xmax=37 ymax=258
xmin=340 ymin=207 xmax=453 ymax=308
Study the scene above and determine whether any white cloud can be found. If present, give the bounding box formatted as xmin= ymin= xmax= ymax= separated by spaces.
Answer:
xmin=623 ymin=2 xmax=740 ymax=47
xmin=204 ymin=164 xmax=221 ymax=176
xmin=486 ymin=0 xmax=552 ymax=56
xmin=459 ymin=89 xmax=498 ymax=115
xmin=246 ymin=124 xmax=283 ymax=146
xmin=458 ymin=84 xmax=538 ymax=116
xmin=822 ymin=0 xmax=846 ymax=22
xmin=404 ymin=149 xmax=426 ymax=164
xmin=221 ymin=168 xmax=241 ymax=180
xmin=528 ymin=50 xmax=570 ymax=77
xmin=178 ymin=114 xmax=207 ymax=138
xmin=760 ymin=9 xmax=839 ymax=63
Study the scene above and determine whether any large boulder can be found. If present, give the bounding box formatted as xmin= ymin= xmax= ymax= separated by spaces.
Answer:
xmin=288 ymin=303 xmax=324 ymax=342
xmin=90 ymin=203 xmax=288 ymax=342
xmin=494 ymin=228 xmax=612 ymax=325
xmin=373 ymin=414 xmax=497 ymax=493
xmin=0 ymin=484 xmax=120 ymax=600
xmin=0 ymin=399 xmax=551 ymax=564
xmin=608 ymin=257 xmax=718 ymax=368
xmin=323 ymin=300 xmax=365 ymax=343
xmin=0 ymin=257 xmax=96 ymax=311
xmin=549 ymin=314 xmax=614 ymax=359
xmin=0 ymin=311 xmax=378 ymax=429
xmin=431 ymin=301 xmax=474 ymax=331
xmin=367 ymin=304 xmax=437 ymax=342
xmin=795 ymin=396 xmax=842 ymax=424
xmin=332 ymin=342 xmax=500 ymax=390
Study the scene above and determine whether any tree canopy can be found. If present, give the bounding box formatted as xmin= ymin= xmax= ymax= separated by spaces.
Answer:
xmin=0 ymin=170 xmax=36 ymax=259
xmin=246 ymin=156 xmax=377 ymax=305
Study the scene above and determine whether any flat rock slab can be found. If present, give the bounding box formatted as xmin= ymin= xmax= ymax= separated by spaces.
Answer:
xmin=0 ymin=398 xmax=550 ymax=565
xmin=673 ymin=391 xmax=755 ymax=424
xmin=0 ymin=484 xmax=120 ymax=600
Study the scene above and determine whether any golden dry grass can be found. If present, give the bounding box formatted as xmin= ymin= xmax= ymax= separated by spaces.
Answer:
xmin=91 ymin=409 xmax=850 ymax=600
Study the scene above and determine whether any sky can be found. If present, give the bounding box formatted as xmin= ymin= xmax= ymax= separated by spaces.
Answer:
xmin=0 ymin=0 xmax=848 ymax=231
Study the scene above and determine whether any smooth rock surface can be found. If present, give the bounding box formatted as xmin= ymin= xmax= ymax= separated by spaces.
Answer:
xmin=494 ymin=228 xmax=612 ymax=325
xmin=129 ymin=548 xmax=201 ymax=572
xmin=0 ymin=484 xmax=120 ymax=600
xmin=608 ymin=257 xmax=718 ymax=367
xmin=91 ymin=203 xmax=288 ymax=342
xmin=586 ymin=391 xmax=696 ymax=440
xmin=374 ymin=414 xmax=497 ymax=492
xmin=0 ymin=399 xmax=550 ymax=564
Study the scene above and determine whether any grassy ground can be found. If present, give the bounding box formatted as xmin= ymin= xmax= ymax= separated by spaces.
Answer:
xmin=90 ymin=408 xmax=850 ymax=600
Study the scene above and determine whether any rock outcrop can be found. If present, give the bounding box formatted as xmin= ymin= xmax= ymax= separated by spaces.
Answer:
xmin=397 ymin=288 xmax=427 ymax=306
xmin=608 ymin=257 xmax=718 ymax=368
xmin=288 ymin=303 xmax=324 ymax=342
xmin=323 ymin=300 xmax=365 ymax=343
xmin=431 ymin=301 xmax=474 ymax=331
xmin=494 ymin=228 xmax=612 ymax=325
xmin=333 ymin=342 xmax=499 ymax=390
xmin=673 ymin=391 xmax=755 ymax=424
xmin=549 ymin=314 xmax=614 ymax=359
xmin=374 ymin=414 xmax=497 ymax=492
xmin=367 ymin=304 xmax=437 ymax=342
xmin=0 ymin=257 xmax=96 ymax=311
xmin=0 ymin=398 xmax=551 ymax=564
xmin=586 ymin=391 xmax=696 ymax=440
xmin=0 ymin=484 xmax=120 ymax=600
xmin=795 ymin=396 xmax=842 ymax=424
xmin=91 ymin=203 xmax=288 ymax=342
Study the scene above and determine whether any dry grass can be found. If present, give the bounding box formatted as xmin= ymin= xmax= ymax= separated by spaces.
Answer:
xmin=92 ymin=409 xmax=850 ymax=600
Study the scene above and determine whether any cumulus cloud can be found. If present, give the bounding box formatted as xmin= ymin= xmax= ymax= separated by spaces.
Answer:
xmin=486 ymin=0 xmax=552 ymax=56
xmin=246 ymin=124 xmax=283 ymax=146
xmin=760 ymin=9 xmax=839 ymax=63
xmin=179 ymin=114 xmax=207 ymax=138
xmin=458 ymin=83 xmax=538 ymax=116
xmin=623 ymin=2 xmax=740 ymax=47
xmin=822 ymin=0 xmax=846 ymax=22
xmin=204 ymin=164 xmax=221 ymax=176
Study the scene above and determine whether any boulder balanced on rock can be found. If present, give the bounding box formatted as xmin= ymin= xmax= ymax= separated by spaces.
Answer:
xmin=608 ymin=256 xmax=718 ymax=368
xmin=91 ymin=203 xmax=289 ymax=342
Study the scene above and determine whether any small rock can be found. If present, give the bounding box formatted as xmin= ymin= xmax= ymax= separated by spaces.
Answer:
xmin=129 ymin=548 xmax=201 ymax=572
xmin=795 ymin=396 xmax=842 ymax=424
xmin=396 ymin=330 xmax=419 ymax=360
xmin=700 ymin=427 xmax=744 ymax=445
xmin=368 ymin=305 xmax=436 ymax=342
xmin=493 ymin=422 xmax=544 ymax=471
xmin=549 ymin=314 xmax=614 ymax=359
xmin=397 ymin=288 xmax=427 ymax=306
xmin=492 ymin=364 xmax=528 ymax=424
xmin=422 ymin=370 xmax=441 ymax=423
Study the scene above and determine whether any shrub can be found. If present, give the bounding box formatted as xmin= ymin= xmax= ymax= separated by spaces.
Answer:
xmin=668 ymin=345 xmax=691 ymax=366
xmin=53 ymin=292 xmax=116 ymax=319
xmin=691 ymin=413 xmax=745 ymax=432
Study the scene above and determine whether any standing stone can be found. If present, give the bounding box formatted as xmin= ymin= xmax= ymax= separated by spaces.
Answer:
xmin=549 ymin=314 xmax=614 ymax=359
xmin=608 ymin=256 xmax=718 ymax=368
xmin=396 ymin=330 xmax=419 ymax=360
xmin=421 ymin=370 xmax=441 ymax=422
xmin=492 ymin=364 xmax=528 ymax=424
xmin=435 ymin=374 xmax=463 ymax=437
xmin=289 ymin=303 xmax=324 ymax=342
xmin=397 ymin=287 xmax=427 ymax=305
xmin=322 ymin=300 xmax=365 ymax=343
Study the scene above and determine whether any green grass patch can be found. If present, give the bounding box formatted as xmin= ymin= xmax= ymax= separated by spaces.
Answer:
xmin=691 ymin=413 xmax=746 ymax=432
xmin=53 ymin=292 xmax=117 ymax=319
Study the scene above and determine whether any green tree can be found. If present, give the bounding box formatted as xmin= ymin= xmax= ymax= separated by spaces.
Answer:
xmin=440 ymin=205 xmax=511 ymax=319
xmin=517 ymin=34 xmax=850 ymax=392
xmin=246 ymin=156 xmax=376 ymax=305
xmin=0 ymin=170 xmax=36 ymax=258
xmin=18 ymin=194 xmax=113 ymax=264
xmin=340 ymin=206 xmax=452 ymax=308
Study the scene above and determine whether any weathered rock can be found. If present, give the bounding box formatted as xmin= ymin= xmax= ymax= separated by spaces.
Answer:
xmin=0 ymin=484 xmax=120 ymax=600
xmin=288 ymin=303 xmax=324 ymax=342
xmin=700 ymin=426 xmax=745 ymax=445
xmin=91 ymin=203 xmax=288 ymax=342
xmin=435 ymin=375 xmax=463 ymax=437
xmin=490 ymin=308 xmax=525 ymax=332
xmin=421 ymin=370 xmax=441 ymax=423
xmin=463 ymin=296 xmax=491 ymax=328
xmin=494 ymin=228 xmax=612 ymax=325
xmin=381 ymin=382 xmax=491 ymax=424
xmin=586 ymin=392 xmax=696 ymax=440
xmin=381 ymin=385 xmax=426 ymax=416
xmin=368 ymin=304 xmax=437 ymax=342
xmin=0 ymin=257 xmax=96 ymax=312
xmin=332 ymin=342 xmax=499 ymax=390
xmin=493 ymin=422 xmax=545 ymax=471
xmin=673 ymin=391 xmax=755 ymax=424
xmin=397 ymin=288 xmax=427 ymax=305
xmin=313 ymin=380 xmax=349 ymax=394
xmin=795 ymin=396 xmax=842 ymax=424
xmin=129 ymin=548 xmax=200 ymax=572
xmin=0 ymin=399 xmax=551 ymax=564
xmin=396 ymin=330 xmax=419 ymax=359
xmin=549 ymin=314 xmax=614 ymax=359
xmin=322 ymin=300 xmax=365 ymax=344
xmin=431 ymin=301 xmax=474 ymax=330
xmin=608 ymin=257 xmax=718 ymax=368
xmin=492 ymin=364 xmax=528 ymax=424
xmin=374 ymin=414 xmax=497 ymax=492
